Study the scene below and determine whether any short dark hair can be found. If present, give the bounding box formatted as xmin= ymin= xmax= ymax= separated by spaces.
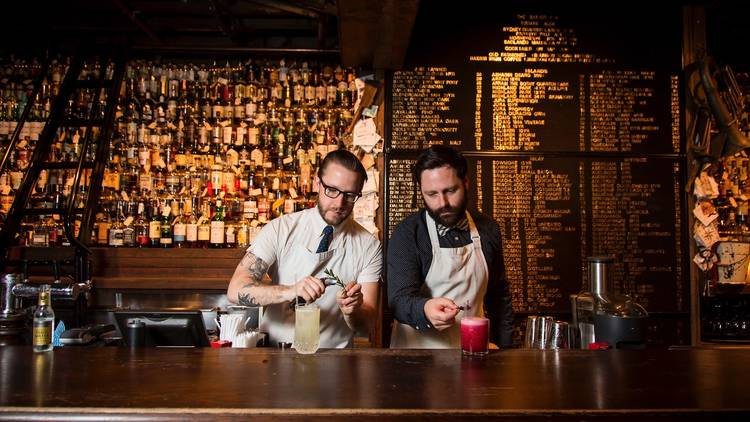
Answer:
xmin=318 ymin=149 xmax=368 ymax=190
xmin=413 ymin=145 xmax=468 ymax=184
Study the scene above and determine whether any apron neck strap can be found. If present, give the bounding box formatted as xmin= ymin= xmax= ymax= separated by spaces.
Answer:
xmin=465 ymin=213 xmax=482 ymax=250
xmin=425 ymin=212 xmax=442 ymax=249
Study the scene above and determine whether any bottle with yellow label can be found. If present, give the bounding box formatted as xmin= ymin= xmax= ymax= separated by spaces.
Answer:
xmin=32 ymin=284 xmax=54 ymax=352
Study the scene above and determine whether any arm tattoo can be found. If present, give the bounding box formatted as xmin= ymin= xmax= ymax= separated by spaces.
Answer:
xmin=237 ymin=253 xmax=269 ymax=306
xmin=237 ymin=292 xmax=259 ymax=307
xmin=240 ymin=252 xmax=269 ymax=283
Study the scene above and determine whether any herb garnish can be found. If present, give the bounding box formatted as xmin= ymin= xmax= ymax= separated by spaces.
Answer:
xmin=324 ymin=268 xmax=347 ymax=289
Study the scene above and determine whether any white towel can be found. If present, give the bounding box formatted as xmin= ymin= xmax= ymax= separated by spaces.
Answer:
xmin=232 ymin=331 xmax=260 ymax=348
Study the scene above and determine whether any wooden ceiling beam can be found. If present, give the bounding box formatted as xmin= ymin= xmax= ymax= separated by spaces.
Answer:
xmin=110 ymin=0 xmax=162 ymax=45
xmin=246 ymin=0 xmax=321 ymax=19
xmin=337 ymin=0 xmax=419 ymax=69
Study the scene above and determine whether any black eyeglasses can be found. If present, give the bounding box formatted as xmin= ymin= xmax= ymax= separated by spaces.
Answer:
xmin=319 ymin=179 xmax=362 ymax=203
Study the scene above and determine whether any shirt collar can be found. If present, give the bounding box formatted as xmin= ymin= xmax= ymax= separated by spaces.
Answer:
xmin=309 ymin=207 xmax=347 ymax=236
xmin=310 ymin=207 xmax=329 ymax=234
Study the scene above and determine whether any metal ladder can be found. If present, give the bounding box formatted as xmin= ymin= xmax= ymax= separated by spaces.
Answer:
xmin=0 ymin=52 xmax=127 ymax=326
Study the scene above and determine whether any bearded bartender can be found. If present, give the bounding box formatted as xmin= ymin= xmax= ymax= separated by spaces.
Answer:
xmin=388 ymin=145 xmax=513 ymax=348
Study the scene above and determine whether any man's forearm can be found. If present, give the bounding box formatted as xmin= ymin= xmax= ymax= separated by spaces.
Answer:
xmin=236 ymin=283 xmax=291 ymax=307
xmin=228 ymin=252 xmax=292 ymax=307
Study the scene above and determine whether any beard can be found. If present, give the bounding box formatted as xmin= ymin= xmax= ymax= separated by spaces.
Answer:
xmin=317 ymin=202 xmax=351 ymax=226
xmin=425 ymin=201 xmax=467 ymax=227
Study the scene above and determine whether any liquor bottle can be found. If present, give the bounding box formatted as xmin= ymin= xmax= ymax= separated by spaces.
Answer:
xmin=141 ymin=91 xmax=155 ymax=124
xmin=293 ymin=70 xmax=305 ymax=106
xmin=167 ymin=77 xmax=179 ymax=122
xmin=185 ymin=198 xmax=199 ymax=248
xmin=236 ymin=213 xmax=251 ymax=248
xmin=31 ymin=217 xmax=50 ymax=247
xmin=285 ymin=176 xmax=298 ymax=214
xmin=173 ymin=200 xmax=187 ymax=248
xmin=134 ymin=201 xmax=150 ymax=247
xmin=209 ymin=198 xmax=225 ymax=248
xmin=233 ymin=82 xmax=246 ymax=123
xmin=108 ymin=202 xmax=125 ymax=247
xmin=197 ymin=206 xmax=211 ymax=248
xmin=225 ymin=221 xmax=236 ymax=249
xmin=148 ymin=201 xmax=162 ymax=247
xmin=32 ymin=284 xmax=54 ymax=352
xmin=122 ymin=210 xmax=136 ymax=247
xmin=257 ymin=192 xmax=270 ymax=224
xmin=95 ymin=210 xmax=111 ymax=246
xmin=159 ymin=201 xmax=173 ymax=248
xmin=324 ymin=66 xmax=337 ymax=106
xmin=51 ymin=216 xmax=66 ymax=247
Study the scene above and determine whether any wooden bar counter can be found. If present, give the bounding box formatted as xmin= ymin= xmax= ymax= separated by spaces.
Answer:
xmin=1 ymin=347 xmax=749 ymax=421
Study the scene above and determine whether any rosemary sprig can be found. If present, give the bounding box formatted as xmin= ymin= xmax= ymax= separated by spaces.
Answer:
xmin=324 ymin=268 xmax=347 ymax=290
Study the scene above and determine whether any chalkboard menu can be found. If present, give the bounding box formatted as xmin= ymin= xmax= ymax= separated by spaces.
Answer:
xmin=386 ymin=2 xmax=687 ymax=314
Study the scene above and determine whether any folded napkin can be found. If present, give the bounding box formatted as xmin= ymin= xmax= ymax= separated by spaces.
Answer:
xmin=52 ymin=320 xmax=66 ymax=347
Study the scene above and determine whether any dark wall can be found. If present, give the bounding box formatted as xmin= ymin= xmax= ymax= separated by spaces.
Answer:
xmin=385 ymin=0 xmax=690 ymax=347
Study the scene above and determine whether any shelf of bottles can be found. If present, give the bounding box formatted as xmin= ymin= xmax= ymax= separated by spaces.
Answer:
xmin=0 ymin=56 xmax=359 ymax=249
xmin=694 ymin=139 xmax=750 ymax=342
xmin=1 ymin=57 xmax=69 ymax=245
xmin=708 ymin=156 xmax=750 ymax=242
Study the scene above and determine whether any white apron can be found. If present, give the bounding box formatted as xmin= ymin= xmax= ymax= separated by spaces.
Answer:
xmin=260 ymin=230 xmax=354 ymax=348
xmin=390 ymin=212 xmax=489 ymax=348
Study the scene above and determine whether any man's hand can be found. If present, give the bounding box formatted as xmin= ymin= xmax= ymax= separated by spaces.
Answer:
xmin=424 ymin=298 xmax=460 ymax=331
xmin=292 ymin=276 xmax=326 ymax=303
xmin=336 ymin=282 xmax=363 ymax=316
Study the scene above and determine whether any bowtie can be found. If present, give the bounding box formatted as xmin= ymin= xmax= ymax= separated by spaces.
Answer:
xmin=436 ymin=217 xmax=469 ymax=237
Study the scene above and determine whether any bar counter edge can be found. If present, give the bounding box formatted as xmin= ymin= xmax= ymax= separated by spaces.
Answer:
xmin=1 ymin=347 xmax=749 ymax=421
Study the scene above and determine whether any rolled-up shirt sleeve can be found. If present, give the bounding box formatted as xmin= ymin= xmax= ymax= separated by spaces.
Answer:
xmin=387 ymin=216 xmax=432 ymax=330
xmin=356 ymin=238 xmax=383 ymax=284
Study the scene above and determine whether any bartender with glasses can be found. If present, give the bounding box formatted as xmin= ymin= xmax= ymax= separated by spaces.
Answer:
xmin=227 ymin=149 xmax=382 ymax=348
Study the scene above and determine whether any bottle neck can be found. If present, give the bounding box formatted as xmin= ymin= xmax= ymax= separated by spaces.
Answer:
xmin=38 ymin=287 xmax=51 ymax=307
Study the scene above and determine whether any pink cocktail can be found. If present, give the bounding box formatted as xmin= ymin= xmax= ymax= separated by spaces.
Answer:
xmin=460 ymin=317 xmax=489 ymax=356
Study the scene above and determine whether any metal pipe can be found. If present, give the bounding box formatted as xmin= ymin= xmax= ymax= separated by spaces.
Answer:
xmin=11 ymin=282 xmax=88 ymax=300
xmin=587 ymin=256 xmax=613 ymax=297
xmin=131 ymin=45 xmax=340 ymax=54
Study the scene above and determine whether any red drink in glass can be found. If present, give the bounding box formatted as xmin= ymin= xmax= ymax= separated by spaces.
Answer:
xmin=460 ymin=317 xmax=489 ymax=356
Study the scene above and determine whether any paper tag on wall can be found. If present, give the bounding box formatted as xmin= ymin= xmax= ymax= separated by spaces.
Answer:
xmin=362 ymin=105 xmax=379 ymax=118
xmin=696 ymin=171 xmax=720 ymax=198
xmin=693 ymin=221 xmax=720 ymax=249
xmin=693 ymin=201 xmax=719 ymax=226
xmin=353 ymin=118 xmax=380 ymax=153
xmin=693 ymin=252 xmax=715 ymax=271
xmin=362 ymin=169 xmax=379 ymax=194
xmin=360 ymin=153 xmax=375 ymax=171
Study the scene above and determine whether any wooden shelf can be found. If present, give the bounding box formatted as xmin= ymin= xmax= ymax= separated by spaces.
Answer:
xmin=9 ymin=246 xmax=243 ymax=290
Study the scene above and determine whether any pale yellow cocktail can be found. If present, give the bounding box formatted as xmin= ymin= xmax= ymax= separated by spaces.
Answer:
xmin=294 ymin=303 xmax=320 ymax=354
